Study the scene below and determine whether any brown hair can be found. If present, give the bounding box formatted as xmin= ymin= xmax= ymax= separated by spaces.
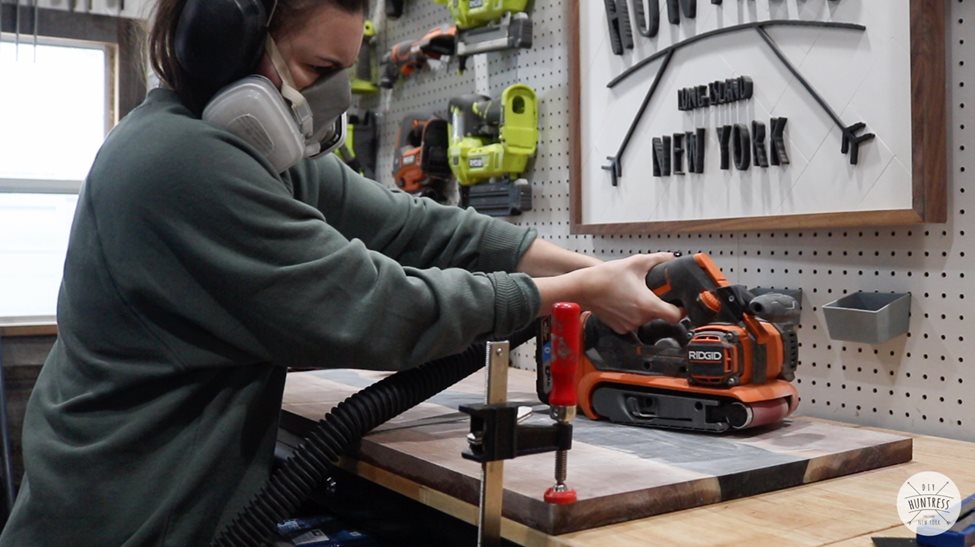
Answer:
xmin=148 ymin=0 xmax=368 ymax=101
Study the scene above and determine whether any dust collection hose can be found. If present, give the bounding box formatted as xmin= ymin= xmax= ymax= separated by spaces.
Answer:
xmin=211 ymin=327 xmax=536 ymax=547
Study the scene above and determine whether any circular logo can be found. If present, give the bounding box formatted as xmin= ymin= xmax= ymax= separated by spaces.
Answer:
xmin=897 ymin=471 xmax=961 ymax=536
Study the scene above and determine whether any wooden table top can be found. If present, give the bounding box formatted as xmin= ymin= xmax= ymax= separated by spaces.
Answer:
xmin=282 ymin=368 xmax=974 ymax=546
xmin=547 ymin=432 xmax=975 ymax=547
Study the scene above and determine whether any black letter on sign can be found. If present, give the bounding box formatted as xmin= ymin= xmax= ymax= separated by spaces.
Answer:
xmin=842 ymin=122 xmax=876 ymax=166
xmin=604 ymin=0 xmax=633 ymax=55
xmin=770 ymin=117 xmax=790 ymax=166
xmin=680 ymin=0 xmax=696 ymax=18
xmin=666 ymin=0 xmax=680 ymax=24
xmin=728 ymin=78 xmax=741 ymax=102
xmin=653 ymin=136 xmax=672 ymax=177
xmin=740 ymin=76 xmax=754 ymax=101
xmin=673 ymin=133 xmax=686 ymax=175
xmin=616 ymin=0 xmax=634 ymax=50
xmin=752 ymin=121 xmax=769 ymax=168
xmin=711 ymin=0 xmax=722 ymax=4
xmin=634 ymin=0 xmax=660 ymax=38
xmin=687 ymin=128 xmax=706 ymax=174
xmin=732 ymin=124 xmax=751 ymax=171
xmin=718 ymin=125 xmax=732 ymax=171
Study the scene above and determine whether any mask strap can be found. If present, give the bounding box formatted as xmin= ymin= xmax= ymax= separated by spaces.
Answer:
xmin=266 ymin=0 xmax=279 ymax=26
xmin=265 ymin=36 xmax=313 ymax=137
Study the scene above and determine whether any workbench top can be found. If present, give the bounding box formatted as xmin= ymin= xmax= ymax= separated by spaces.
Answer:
xmin=281 ymin=368 xmax=971 ymax=546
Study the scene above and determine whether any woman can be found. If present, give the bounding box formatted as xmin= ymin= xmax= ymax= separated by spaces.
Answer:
xmin=0 ymin=0 xmax=680 ymax=544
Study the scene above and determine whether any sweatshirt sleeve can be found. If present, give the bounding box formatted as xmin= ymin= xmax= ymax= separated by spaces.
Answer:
xmin=288 ymin=155 xmax=538 ymax=274
xmin=89 ymin=126 xmax=540 ymax=370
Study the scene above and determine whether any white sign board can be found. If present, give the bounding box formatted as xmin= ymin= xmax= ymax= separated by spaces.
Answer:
xmin=570 ymin=0 xmax=946 ymax=233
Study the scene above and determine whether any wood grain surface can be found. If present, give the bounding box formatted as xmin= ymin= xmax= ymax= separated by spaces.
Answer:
xmin=281 ymin=368 xmax=913 ymax=536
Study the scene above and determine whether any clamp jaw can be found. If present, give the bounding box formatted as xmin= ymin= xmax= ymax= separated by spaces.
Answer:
xmin=460 ymin=402 xmax=572 ymax=463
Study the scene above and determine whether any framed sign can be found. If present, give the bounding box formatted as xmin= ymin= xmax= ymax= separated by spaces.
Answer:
xmin=569 ymin=0 xmax=946 ymax=233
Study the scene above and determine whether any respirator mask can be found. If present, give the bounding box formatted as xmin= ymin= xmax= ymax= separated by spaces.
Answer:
xmin=202 ymin=36 xmax=352 ymax=173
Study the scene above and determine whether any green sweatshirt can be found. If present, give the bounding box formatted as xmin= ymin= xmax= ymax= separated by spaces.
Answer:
xmin=0 ymin=89 xmax=540 ymax=546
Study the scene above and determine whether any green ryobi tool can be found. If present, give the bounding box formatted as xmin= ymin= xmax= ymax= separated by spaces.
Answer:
xmin=351 ymin=20 xmax=379 ymax=94
xmin=335 ymin=109 xmax=379 ymax=180
xmin=447 ymin=83 xmax=538 ymax=216
xmin=434 ymin=0 xmax=533 ymax=72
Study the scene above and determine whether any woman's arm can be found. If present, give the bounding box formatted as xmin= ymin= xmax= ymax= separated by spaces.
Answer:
xmin=293 ymin=157 xmax=534 ymax=274
xmin=515 ymin=238 xmax=602 ymax=277
xmin=105 ymin=135 xmax=540 ymax=371
xmin=294 ymin=157 xmax=678 ymax=335
xmin=517 ymin=239 xmax=680 ymax=333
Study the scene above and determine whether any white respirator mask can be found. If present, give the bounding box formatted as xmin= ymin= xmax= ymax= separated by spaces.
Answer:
xmin=202 ymin=36 xmax=351 ymax=173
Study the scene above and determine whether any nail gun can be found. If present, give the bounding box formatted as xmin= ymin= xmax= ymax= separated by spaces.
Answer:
xmin=379 ymin=24 xmax=457 ymax=89
xmin=433 ymin=0 xmax=533 ymax=72
xmin=351 ymin=20 xmax=379 ymax=95
xmin=392 ymin=113 xmax=453 ymax=202
xmin=447 ymin=83 xmax=538 ymax=217
xmin=536 ymin=253 xmax=801 ymax=433
xmin=335 ymin=109 xmax=379 ymax=180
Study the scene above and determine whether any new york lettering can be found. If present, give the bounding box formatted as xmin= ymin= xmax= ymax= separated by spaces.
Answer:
xmin=651 ymin=118 xmax=788 ymax=177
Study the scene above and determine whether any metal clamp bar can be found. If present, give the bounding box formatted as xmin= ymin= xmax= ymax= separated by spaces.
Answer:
xmin=477 ymin=341 xmax=509 ymax=547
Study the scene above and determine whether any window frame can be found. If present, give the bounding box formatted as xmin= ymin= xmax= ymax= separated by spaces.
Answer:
xmin=0 ymin=36 xmax=112 ymax=192
xmin=0 ymin=6 xmax=146 ymax=195
xmin=0 ymin=7 xmax=145 ymax=321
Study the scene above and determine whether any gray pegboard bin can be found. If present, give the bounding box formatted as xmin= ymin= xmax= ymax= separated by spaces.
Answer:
xmin=822 ymin=292 xmax=911 ymax=345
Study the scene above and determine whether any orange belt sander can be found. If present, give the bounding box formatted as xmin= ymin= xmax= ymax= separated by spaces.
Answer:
xmin=537 ymin=253 xmax=801 ymax=433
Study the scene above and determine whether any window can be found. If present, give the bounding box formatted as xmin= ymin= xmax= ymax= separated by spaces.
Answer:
xmin=0 ymin=37 xmax=110 ymax=318
xmin=0 ymin=193 xmax=79 ymax=317
xmin=1 ymin=39 xmax=109 ymax=184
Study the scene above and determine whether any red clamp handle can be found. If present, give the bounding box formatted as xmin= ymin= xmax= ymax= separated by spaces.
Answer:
xmin=549 ymin=302 xmax=581 ymax=407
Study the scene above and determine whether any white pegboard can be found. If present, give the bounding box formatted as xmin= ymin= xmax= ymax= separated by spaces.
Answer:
xmin=375 ymin=1 xmax=971 ymax=442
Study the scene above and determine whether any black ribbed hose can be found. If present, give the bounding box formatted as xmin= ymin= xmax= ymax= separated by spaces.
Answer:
xmin=211 ymin=329 xmax=535 ymax=547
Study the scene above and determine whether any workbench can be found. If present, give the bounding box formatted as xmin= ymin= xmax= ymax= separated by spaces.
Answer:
xmin=280 ymin=368 xmax=975 ymax=546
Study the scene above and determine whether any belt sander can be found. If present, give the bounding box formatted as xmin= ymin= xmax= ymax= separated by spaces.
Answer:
xmin=537 ymin=253 xmax=801 ymax=433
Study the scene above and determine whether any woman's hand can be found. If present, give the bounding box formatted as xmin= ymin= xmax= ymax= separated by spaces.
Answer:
xmin=533 ymin=252 xmax=683 ymax=334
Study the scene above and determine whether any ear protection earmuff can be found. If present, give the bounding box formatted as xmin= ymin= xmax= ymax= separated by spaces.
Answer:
xmin=174 ymin=0 xmax=275 ymax=106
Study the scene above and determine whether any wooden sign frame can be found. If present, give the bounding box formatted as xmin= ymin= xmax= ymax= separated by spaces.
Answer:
xmin=569 ymin=0 xmax=947 ymax=234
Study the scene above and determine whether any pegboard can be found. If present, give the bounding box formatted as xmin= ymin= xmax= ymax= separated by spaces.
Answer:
xmin=373 ymin=1 xmax=971 ymax=442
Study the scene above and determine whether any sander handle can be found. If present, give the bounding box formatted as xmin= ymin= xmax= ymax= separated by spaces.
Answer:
xmin=645 ymin=253 xmax=739 ymax=327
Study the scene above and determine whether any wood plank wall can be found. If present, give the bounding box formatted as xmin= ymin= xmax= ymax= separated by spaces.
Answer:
xmin=0 ymin=334 xmax=55 ymax=488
